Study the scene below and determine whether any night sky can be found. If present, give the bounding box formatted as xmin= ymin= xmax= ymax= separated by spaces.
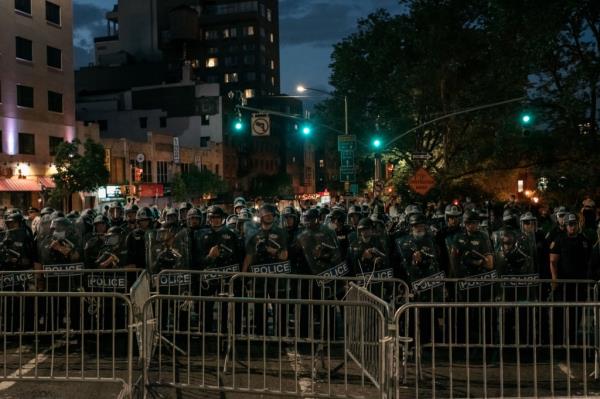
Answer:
xmin=72 ymin=0 xmax=402 ymax=95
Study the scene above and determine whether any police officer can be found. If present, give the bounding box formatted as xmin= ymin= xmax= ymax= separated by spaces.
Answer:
xmin=96 ymin=226 xmax=129 ymax=269
xmin=329 ymin=208 xmax=353 ymax=259
xmin=180 ymin=208 xmax=204 ymax=268
xmin=347 ymin=205 xmax=362 ymax=232
xmin=108 ymin=202 xmax=125 ymax=228
xmin=436 ymin=204 xmax=463 ymax=276
xmin=549 ymin=213 xmax=591 ymax=345
xmin=281 ymin=206 xmax=302 ymax=273
xmin=397 ymin=212 xmax=443 ymax=342
xmin=590 ymin=221 xmax=600 ymax=280
xmin=125 ymin=207 xmax=154 ymax=270
xmin=545 ymin=206 xmax=567 ymax=244
xmin=83 ymin=215 xmax=110 ymax=268
xmin=148 ymin=222 xmax=187 ymax=274
xmin=123 ymin=204 xmax=139 ymax=233
xmin=348 ymin=218 xmax=389 ymax=280
xmin=519 ymin=212 xmax=546 ymax=276
xmin=178 ymin=202 xmax=193 ymax=229
xmin=397 ymin=213 xmax=442 ymax=300
xmin=233 ymin=197 xmax=247 ymax=216
xmin=40 ymin=217 xmax=83 ymax=265
xmin=196 ymin=205 xmax=243 ymax=333
xmin=242 ymin=204 xmax=288 ymax=336
xmin=450 ymin=211 xmax=494 ymax=279
xmin=1 ymin=210 xmax=36 ymax=272
xmin=491 ymin=209 xmax=520 ymax=253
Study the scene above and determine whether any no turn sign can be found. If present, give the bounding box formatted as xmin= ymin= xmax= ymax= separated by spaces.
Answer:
xmin=251 ymin=114 xmax=271 ymax=136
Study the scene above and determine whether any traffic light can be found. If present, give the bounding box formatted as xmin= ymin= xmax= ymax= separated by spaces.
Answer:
xmin=300 ymin=122 xmax=312 ymax=136
xmin=519 ymin=112 xmax=533 ymax=125
xmin=233 ymin=117 xmax=244 ymax=132
xmin=371 ymin=137 xmax=382 ymax=150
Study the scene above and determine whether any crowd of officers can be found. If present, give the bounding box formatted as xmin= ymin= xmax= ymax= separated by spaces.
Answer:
xmin=1 ymin=196 xmax=599 ymax=293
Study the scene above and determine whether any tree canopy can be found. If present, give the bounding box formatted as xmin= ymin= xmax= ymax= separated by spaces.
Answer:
xmin=317 ymin=0 xmax=600 ymax=201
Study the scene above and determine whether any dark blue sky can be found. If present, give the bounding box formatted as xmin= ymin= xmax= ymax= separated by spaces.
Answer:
xmin=73 ymin=0 xmax=402 ymax=95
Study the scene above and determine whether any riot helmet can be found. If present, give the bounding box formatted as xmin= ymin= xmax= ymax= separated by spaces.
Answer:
xmin=49 ymin=217 xmax=71 ymax=240
xmin=164 ymin=207 xmax=178 ymax=227
xmin=519 ymin=212 xmax=537 ymax=234
xmin=93 ymin=214 xmax=110 ymax=234
xmin=565 ymin=213 xmax=579 ymax=234
xmin=281 ymin=206 xmax=299 ymax=229
xmin=206 ymin=205 xmax=225 ymax=228
xmin=186 ymin=208 xmax=203 ymax=229
xmin=40 ymin=207 xmax=55 ymax=217
xmin=258 ymin=204 xmax=277 ymax=225
xmin=108 ymin=202 xmax=124 ymax=222
xmin=233 ymin=197 xmax=247 ymax=214
xmin=226 ymin=214 xmax=238 ymax=230
xmin=357 ymin=217 xmax=374 ymax=243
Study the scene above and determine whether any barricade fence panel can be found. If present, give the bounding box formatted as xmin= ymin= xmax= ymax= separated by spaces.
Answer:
xmin=0 ymin=291 xmax=134 ymax=398
xmin=394 ymin=302 xmax=600 ymax=399
xmin=140 ymin=294 xmax=390 ymax=399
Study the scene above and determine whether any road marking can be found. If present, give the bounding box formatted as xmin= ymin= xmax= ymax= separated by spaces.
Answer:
xmin=0 ymin=342 xmax=62 ymax=391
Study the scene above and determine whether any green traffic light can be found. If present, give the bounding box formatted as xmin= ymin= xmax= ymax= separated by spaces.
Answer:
xmin=520 ymin=113 xmax=533 ymax=125
xmin=372 ymin=138 xmax=382 ymax=148
xmin=234 ymin=120 xmax=243 ymax=131
xmin=301 ymin=124 xmax=312 ymax=135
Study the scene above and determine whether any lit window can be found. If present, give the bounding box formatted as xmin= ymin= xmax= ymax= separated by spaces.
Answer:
xmin=270 ymin=60 xmax=275 ymax=70
xmin=319 ymin=160 xmax=325 ymax=168
xmin=244 ymin=89 xmax=255 ymax=98
xmin=271 ymin=76 xmax=275 ymax=86
xmin=245 ymin=26 xmax=255 ymax=36
xmin=267 ymin=8 xmax=272 ymax=22
xmin=270 ymin=33 xmax=274 ymax=43
xmin=206 ymin=57 xmax=218 ymax=68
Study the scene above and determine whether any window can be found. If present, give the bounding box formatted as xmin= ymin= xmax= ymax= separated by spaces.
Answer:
xmin=319 ymin=159 xmax=325 ymax=168
xmin=47 ymin=91 xmax=62 ymax=112
xmin=47 ymin=46 xmax=62 ymax=68
xmin=0 ymin=131 xmax=3 ymax=153
xmin=270 ymin=60 xmax=275 ymax=70
xmin=200 ymin=136 xmax=210 ymax=147
xmin=139 ymin=117 xmax=147 ymax=129
xmin=98 ymin=120 xmax=108 ymax=131
xmin=260 ymin=28 xmax=266 ymax=37
xmin=157 ymin=161 xmax=168 ymax=183
xmin=271 ymin=76 xmax=276 ymax=86
xmin=244 ymin=89 xmax=255 ymax=98
xmin=141 ymin=160 xmax=152 ymax=183
xmin=267 ymin=8 xmax=272 ymax=21
xmin=18 ymin=133 xmax=35 ymax=155
xmin=205 ymin=30 xmax=218 ymax=40
xmin=244 ymin=26 xmax=255 ymax=36
xmin=159 ymin=117 xmax=167 ymax=128
xmin=243 ymin=54 xmax=255 ymax=65
xmin=180 ymin=163 xmax=190 ymax=175
xmin=201 ymin=115 xmax=210 ymax=126
xmin=270 ymin=33 xmax=274 ymax=43
xmin=16 ymin=37 xmax=33 ymax=61
xmin=223 ymin=27 xmax=237 ymax=38
xmin=49 ymin=136 xmax=63 ymax=156
xmin=45 ymin=1 xmax=61 ymax=25
xmin=15 ymin=0 xmax=31 ymax=14
xmin=224 ymin=73 xmax=238 ymax=83
xmin=207 ymin=47 xmax=218 ymax=54
xmin=246 ymin=72 xmax=256 ymax=81
xmin=206 ymin=57 xmax=218 ymax=68
xmin=17 ymin=85 xmax=34 ymax=108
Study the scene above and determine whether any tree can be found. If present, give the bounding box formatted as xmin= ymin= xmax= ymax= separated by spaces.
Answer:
xmin=52 ymin=139 xmax=109 ymax=210
xmin=172 ymin=165 xmax=227 ymax=202
xmin=317 ymin=0 xmax=600 ymax=200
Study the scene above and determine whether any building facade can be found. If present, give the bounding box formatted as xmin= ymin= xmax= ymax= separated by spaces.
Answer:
xmin=0 ymin=0 xmax=80 ymax=209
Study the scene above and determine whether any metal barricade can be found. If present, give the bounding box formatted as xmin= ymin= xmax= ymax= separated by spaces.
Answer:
xmin=0 ymin=291 xmax=134 ymax=398
xmin=141 ymin=294 xmax=390 ymax=398
xmin=394 ymin=301 xmax=600 ymax=399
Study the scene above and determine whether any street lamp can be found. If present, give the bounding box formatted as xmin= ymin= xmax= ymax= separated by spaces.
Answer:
xmin=296 ymin=85 xmax=348 ymax=135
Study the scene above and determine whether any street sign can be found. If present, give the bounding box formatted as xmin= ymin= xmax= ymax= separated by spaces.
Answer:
xmin=337 ymin=135 xmax=356 ymax=151
xmin=340 ymin=157 xmax=354 ymax=167
xmin=411 ymin=152 xmax=432 ymax=160
xmin=408 ymin=167 xmax=435 ymax=196
xmin=173 ymin=137 xmax=180 ymax=164
xmin=339 ymin=150 xmax=354 ymax=159
xmin=251 ymin=114 xmax=271 ymax=136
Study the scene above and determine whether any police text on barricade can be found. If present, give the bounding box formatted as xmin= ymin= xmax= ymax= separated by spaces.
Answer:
xmin=316 ymin=262 xmax=350 ymax=287
xmin=458 ymin=270 xmax=498 ymax=290
xmin=202 ymin=264 xmax=240 ymax=282
xmin=411 ymin=271 xmax=446 ymax=294
xmin=250 ymin=261 xmax=291 ymax=274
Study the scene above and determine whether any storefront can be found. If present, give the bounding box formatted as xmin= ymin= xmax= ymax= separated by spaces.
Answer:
xmin=0 ymin=178 xmax=44 ymax=209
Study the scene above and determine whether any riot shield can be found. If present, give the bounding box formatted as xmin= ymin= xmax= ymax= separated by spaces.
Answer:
xmin=146 ymin=228 xmax=188 ymax=274
xmin=297 ymin=226 xmax=345 ymax=276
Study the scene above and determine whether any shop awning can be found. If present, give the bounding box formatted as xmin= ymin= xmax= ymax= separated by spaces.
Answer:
xmin=0 ymin=178 xmax=42 ymax=192
xmin=38 ymin=176 xmax=56 ymax=189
